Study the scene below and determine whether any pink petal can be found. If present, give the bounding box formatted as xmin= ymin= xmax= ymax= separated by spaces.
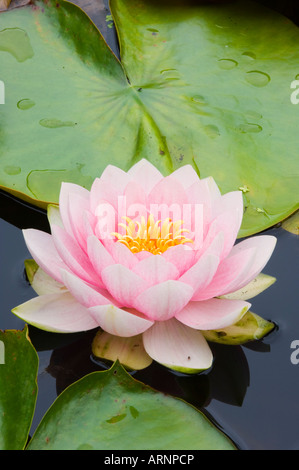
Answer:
xmin=186 ymin=177 xmax=222 ymax=238
xmin=170 ymin=165 xmax=200 ymax=189
xmin=109 ymin=241 xmax=138 ymax=269
xmin=203 ymin=230 xmax=225 ymax=256
xmin=135 ymin=250 xmax=152 ymax=261
xmin=186 ymin=176 xmax=221 ymax=207
xmin=122 ymin=181 xmax=148 ymax=213
xmin=88 ymin=305 xmax=154 ymax=337
xmin=87 ymin=236 xmax=115 ymax=279
xmin=133 ymin=280 xmax=194 ymax=321
xmin=179 ymin=252 xmax=220 ymax=293
xmin=127 ymin=159 xmax=164 ymax=195
xmin=117 ymin=203 xmax=148 ymax=230
xmin=66 ymin=192 xmax=91 ymax=252
xmin=81 ymin=210 xmax=97 ymax=245
xmin=132 ymin=255 xmax=180 ymax=286
xmin=211 ymin=191 xmax=243 ymax=257
xmin=212 ymin=190 xmax=243 ymax=222
xmin=23 ymin=228 xmax=68 ymax=284
xmin=148 ymin=175 xmax=188 ymax=208
xmin=221 ymin=235 xmax=277 ymax=294
xmin=202 ymin=176 xmax=222 ymax=201
xmin=142 ymin=318 xmax=213 ymax=372
xmin=58 ymin=182 xmax=90 ymax=236
xmin=51 ymin=225 xmax=99 ymax=285
xmin=202 ymin=209 xmax=242 ymax=261
xmin=162 ymin=244 xmax=195 ymax=275
xmin=90 ymin=166 xmax=132 ymax=212
xmin=94 ymin=204 xmax=118 ymax=252
xmin=189 ymin=230 xmax=224 ymax=274
xmin=192 ymin=246 xmax=257 ymax=301
xmin=12 ymin=292 xmax=98 ymax=333
xmin=60 ymin=269 xmax=117 ymax=308
xmin=175 ymin=298 xmax=251 ymax=330
xmin=101 ymin=264 xmax=148 ymax=306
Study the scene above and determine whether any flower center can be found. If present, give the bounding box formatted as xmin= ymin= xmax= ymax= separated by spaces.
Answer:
xmin=112 ymin=215 xmax=193 ymax=255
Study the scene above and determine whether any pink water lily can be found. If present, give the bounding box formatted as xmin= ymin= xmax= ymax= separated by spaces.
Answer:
xmin=13 ymin=160 xmax=276 ymax=373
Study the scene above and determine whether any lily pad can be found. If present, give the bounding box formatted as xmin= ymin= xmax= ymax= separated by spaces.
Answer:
xmin=0 ymin=0 xmax=298 ymax=236
xmin=202 ymin=311 xmax=275 ymax=345
xmin=27 ymin=361 xmax=235 ymax=450
xmin=0 ymin=326 xmax=38 ymax=450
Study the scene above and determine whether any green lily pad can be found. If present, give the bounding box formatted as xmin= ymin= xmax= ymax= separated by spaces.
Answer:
xmin=27 ymin=361 xmax=235 ymax=450
xmin=202 ymin=311 xmax=275 ymax=345
xmin=0 ymin=0 xmax=298 ymax=236
xmin=0 ymin=326 xmax=38 ymax=450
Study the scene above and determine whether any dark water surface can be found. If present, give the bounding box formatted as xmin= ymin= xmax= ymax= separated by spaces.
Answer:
xmin=1 ymin=188 xmax=299 ymax=450
xmin=1 ymin=0 xmax=299 ymax=451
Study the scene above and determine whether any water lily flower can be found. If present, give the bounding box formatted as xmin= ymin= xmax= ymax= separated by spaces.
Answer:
xmin=12 ymin=160 xmax=276 ymax=373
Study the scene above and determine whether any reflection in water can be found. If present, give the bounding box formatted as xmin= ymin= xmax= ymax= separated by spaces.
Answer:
xmin=42 ymin=326 xmax=252 ymax=422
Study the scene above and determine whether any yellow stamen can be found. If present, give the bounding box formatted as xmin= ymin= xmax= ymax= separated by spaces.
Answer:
xmin=112 ymin=215 xmax=193 ymax=255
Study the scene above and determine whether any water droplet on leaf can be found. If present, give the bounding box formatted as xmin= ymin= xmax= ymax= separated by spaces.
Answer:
xmin=0 ymin=28 xmax=34 ymax=62
xmin=242 ymin=51 xmax=256 ymax=61
xmin=160 ymin=69 xmax=180 ymax=80
xmin=218 ymin=59 xmax=238 ymax=70
xmin=106 ymin=413 xmax=127 ymax=424
xmin=191 ymin=95 xmax=207 ymax=105
xmin=129 ymin=406 xmax=139 ymax=419
xmin=26 ymin=168 xmax=93 ymax=201
xmin=4 ymin=165 xmax=21 ymax=175
xmin=76 ymin=443 xmax=94 ymax=450
xmin=204 ymin=124 xmax=220 ymax=138
xmin=245 ymin=71 xmax=270 ymax=87
xmin=39 ymin=118 xmax=77 ymax=128
xmin=17 ymin=99 xmax=35 ymax=110
xmin=244 ymin=110 xmax=262 ymax=121
xmin=237 ymin=123 xmax=263 ymax=134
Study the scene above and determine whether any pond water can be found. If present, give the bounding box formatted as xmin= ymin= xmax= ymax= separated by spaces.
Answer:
xmin=1 ymin=0 xmax=299 ymax=451
xmin=1 ymin=185 xmax=299 ymax=450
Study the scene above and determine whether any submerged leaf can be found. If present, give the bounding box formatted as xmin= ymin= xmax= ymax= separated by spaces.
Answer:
xmin=202 ymin=311 xmax=275 ymax=345
xmin=220 ymin=273 xmax=276 ymax=301
xmin=92 ymin=330 xmax=153 ymax=371
xmin=27 ymin=361 xmax=235 ymax=450
xmin=0 ymin=0 xmax=298 ymax=235
xmin=282 ymin=210 xmax=299 ymax=235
